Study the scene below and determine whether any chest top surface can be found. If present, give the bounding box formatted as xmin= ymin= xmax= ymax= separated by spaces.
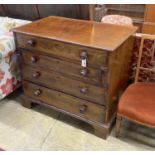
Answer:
xmin=13 ymin=16 xmax=137 ymax=51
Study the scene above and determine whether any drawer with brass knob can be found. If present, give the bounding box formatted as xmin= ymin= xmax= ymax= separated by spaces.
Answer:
xmin=23 ymin=81 xmax=105 ymax=123
xmin=16 ymin=33 xmax=108 ymax=67
xmin=80 ymin=68 xmax=88 ymax=77
xmin=80 ymin=87 xmax=88 ymax=94
xmin=22 ymin=65 xmax=106 ymax=105
xmin=30 ymin=56 xmax=38 ymax=63
xmin=21 ymin=51 xmax=107 ymax=86
xmin=34 ymin=89 xmax=42 ymax=96
xmin=27 ymin=39 xmax=36 ymax=47
xmin=32 ymin=71 xmax=40 ymax=79
xmin=79 ymin=105 xmax=87 ymax=113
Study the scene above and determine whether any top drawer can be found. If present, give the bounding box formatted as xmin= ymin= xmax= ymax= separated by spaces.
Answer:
xmin=15 ymin=33 xmax=108 ymax=67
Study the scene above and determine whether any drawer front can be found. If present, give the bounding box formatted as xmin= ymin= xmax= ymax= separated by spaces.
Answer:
xmin=21 ymin=51 xmax=107 ymax=86
xmin=22 ymin=65 xmax=106 ymax=105
xmin=16 ymin=33 xmax=108 ymax=67
xmin=23 ymin=81 xmax=105 ymax=123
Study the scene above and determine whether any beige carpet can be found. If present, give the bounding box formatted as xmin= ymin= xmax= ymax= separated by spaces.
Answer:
xmin=0 ymin=90 xmax=155 ymax=151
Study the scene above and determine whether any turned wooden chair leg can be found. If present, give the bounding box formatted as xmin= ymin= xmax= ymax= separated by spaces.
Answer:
xmin=115 ymin=115 xmax=122 ymax=137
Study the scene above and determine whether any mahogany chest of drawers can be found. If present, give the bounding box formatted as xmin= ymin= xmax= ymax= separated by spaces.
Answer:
xmin=13 ymin=16 xmax=137 ymax=139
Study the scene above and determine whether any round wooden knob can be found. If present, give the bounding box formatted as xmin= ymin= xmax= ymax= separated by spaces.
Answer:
xmin=27 ymin=39 xmax=36 ymax=46
xmin=80 ymin=51 xmax=87 ymax=59
xmin=79 ymin=105 xmax=87 ymax=113
xmin=30 ymin=56 xmax=37 ymax=63
xmin=80 ymin=87 xmax=88 ymax=94
xmin=80 ymin=69 xmax=88 ymax=76
xmin=34 ymin=89 xmax=41 ymax=96
xmin=32 ymin=72 xmax=40 ymax=78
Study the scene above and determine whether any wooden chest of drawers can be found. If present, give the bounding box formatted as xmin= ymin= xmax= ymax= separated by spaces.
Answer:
xmin=13 ymin=16 xmax=137 ymax=139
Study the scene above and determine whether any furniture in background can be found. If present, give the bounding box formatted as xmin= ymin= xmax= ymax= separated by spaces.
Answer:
xmin=90 ymin=4 xmax=155 ymax=33
xmin=1 ymin=4 xmax=155 ymax=34
xmin=89 ymin=4 xmax=107 ymax=21
xmin=99 ymin=11 xmax=155 ymax=83
xmin=142 ymin=5 xmax=155 ymax=35
xmin=89 ymin=4 xmax=145 ymax=32
xmin=0 ymin=17 xmax=30 ymax=100
xmin=101 ymin=15 xmax=133 ymax=26
xmin=13 ymin=16 xmax=137 ymax=139
xmin=116 ymin=34 xmax=155 ymax=137
xmin=105 ymin=4 xmax=145 ymax=32
xmin=130 ymin=33 xmax=155 ymax=82
xmin=0 ymin=4 xmax=91 ymax=21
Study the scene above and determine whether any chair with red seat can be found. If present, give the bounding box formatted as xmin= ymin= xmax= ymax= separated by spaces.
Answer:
xmin=116 ymin=34 xmax=155 ymax=137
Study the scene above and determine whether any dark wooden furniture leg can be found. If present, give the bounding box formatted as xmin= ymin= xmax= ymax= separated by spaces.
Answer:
xmin=93 ymin=124 xmax=109 ymax=139
xmin=115 ymin=115 xmax=122 ymax=137
xmin=22 ymin=95 xmax=32 ymax=109
xmin=94 ymin=126 xmax=107 ymax=139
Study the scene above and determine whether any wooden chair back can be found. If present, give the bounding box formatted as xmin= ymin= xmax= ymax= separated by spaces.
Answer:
xmin=134 ymin=34 xmax=155 ymax=82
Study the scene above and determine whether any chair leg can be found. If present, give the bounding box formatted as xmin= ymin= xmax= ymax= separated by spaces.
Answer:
xmin=115 ymin=115 xmax=122 ymax=138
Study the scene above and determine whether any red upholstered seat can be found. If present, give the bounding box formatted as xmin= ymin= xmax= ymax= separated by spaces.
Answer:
xmin=118 ymin=82 xmax=155 ymax=127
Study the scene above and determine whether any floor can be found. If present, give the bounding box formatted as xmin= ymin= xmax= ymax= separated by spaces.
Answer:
xmin=0 ymin=90 xmax=155 ymax=151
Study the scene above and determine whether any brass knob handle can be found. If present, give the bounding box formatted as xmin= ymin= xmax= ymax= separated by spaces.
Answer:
xmin=34 ymin=89 xmax=41 ymax=96
xmin=27 ymin=39 xmax=36 ymax=46
xmin=100 ymin=66 xmax=107 ymax=74
xmin=79 ymin=105 xmax=87 ymax=113
xmin=30 ymin=56 xmax=37 ymax=63
xmin=80 ymin=68 xmax=88 ymax=76
xmin=80 ymin=51 xmax=87 ymax=60
xmin=80 ymin=87 xmax=88 ymax=94
xmin=32 ymin=72 xmax=40 ymax=78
